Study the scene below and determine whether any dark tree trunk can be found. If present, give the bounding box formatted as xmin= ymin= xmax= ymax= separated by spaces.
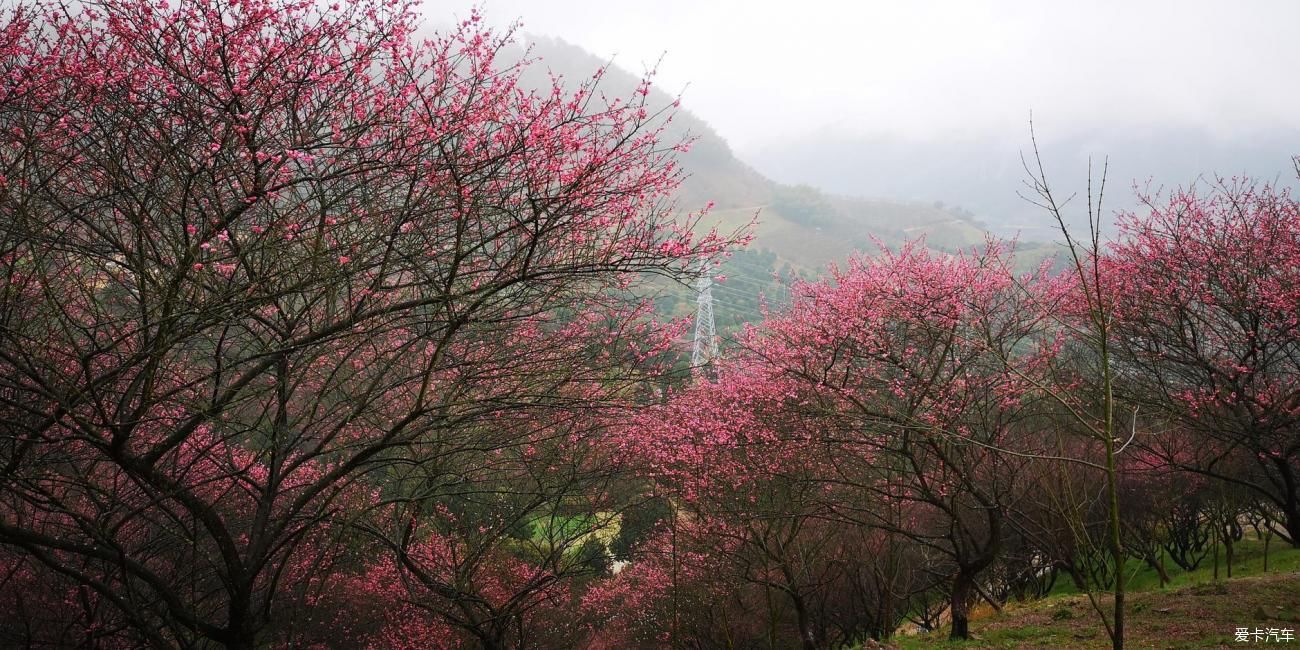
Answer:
xmin=1272 ymin=455 xmax=1299 ymax=547
xmin=788 ymin=590 xmax=818 ymax=650
xmin=1283 ymin=508 xmax=1300 ymax=548
xmin=1224 ymin=527 xmax=1235 ymax=578
xmin=1144 ymin=554 xmax=1170 ymax=587
xmin=1264 ymin=532 xmax=1272 ymax=572
xmin=223 ymin=592 xmax=257 ymax=650
xmin=1066 ymin=563 xmax=1088 ymax=591
xmin=949 ymin=571 xmax=975 ymax=641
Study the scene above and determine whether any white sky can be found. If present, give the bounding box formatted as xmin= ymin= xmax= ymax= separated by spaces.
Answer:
xmin=434 ymin=0 xmax=1300 ymax=153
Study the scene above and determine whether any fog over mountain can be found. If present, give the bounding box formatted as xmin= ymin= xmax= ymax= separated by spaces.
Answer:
xmin=442 ymin=1 xmax=1300 ymax=239
xmin=746 ymin=125 xmax=1300 ymax=240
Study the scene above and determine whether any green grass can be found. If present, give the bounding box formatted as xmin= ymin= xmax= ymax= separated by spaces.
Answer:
xmin=525 ymin=511 xmax=620 ymax=550
xmin=1043 ymin=537 xmax=1300 ymax=597
xmin=891 ymin=570 xmax=1300 ymax=648
xmin=886 ymin=537 xmax=1300 ymax=649
xmin=528 ymin=513 xmax=596 ymax=540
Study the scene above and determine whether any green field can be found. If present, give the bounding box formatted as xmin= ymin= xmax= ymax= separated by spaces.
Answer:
xmin=887 ymin=539 xmax=1300 ymax=649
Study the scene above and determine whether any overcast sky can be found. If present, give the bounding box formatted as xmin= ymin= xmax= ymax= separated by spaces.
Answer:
xmin=437 ymin=1 xmax=1300 ymax=153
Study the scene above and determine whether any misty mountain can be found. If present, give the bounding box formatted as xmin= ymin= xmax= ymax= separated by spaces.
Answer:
xmin=745 ymin=126 xmax=1300 ymax=242
xmin=515 ymin=36 xmax=774 ymax=211
xmin=516 ymin=34 xmax=1299 ymax=257
xmin=514 ymin=37 xmax=1041 ymax=329
xmin=517 ymin=37 xmax=994 ymax=262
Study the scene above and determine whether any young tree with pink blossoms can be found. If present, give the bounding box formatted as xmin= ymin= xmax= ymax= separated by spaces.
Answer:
xmin=0 ymin=0 xmax=742 ymax=646
xmin=619 ymin=364 xmax=833 ymax=648
xmin=352 ymin=383 xmax=649 ymax=649
xmin=619 ymin=362 xmax=927 ymax=648
xmin=737 ymin=241 xmax=1058 ymax=640
xmin=1107 ymin=180 xmax=1300 ymax=545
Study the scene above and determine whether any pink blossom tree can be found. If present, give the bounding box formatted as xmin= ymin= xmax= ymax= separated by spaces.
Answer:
xmin=749 ymin=241 xmax=1056 ymax=640
xmin=0 ymin=0 xmax=740 ymax=646
xmin=622 ymin=362 xmax=918 ymax=648
xmin=624 ymin=240 xmax=1058 ymax=643
xmin=1107 ymin=181 xmax=1300 ymax=545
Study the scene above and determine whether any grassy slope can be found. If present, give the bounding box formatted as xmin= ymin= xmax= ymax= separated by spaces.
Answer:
xmin=705 ymin=206 xmax=858 ymax=272
xmin=701 ymin=202 xmax=990 ymax=275
xmin=889 ymin=539 xmax=1300 ymax=649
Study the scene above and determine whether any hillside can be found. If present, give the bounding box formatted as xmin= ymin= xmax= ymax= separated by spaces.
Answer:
xmin=888 ymin=539 xmax=1300 ymax=649
xmin=747 ymin=126 xmax=1300 ymax=243
xmin=518 ymin=37 xmax=1018 ymax=331
xmin=520 ymin=36 xmax=997 ymax=253
xmin=888 ymin=571 xmax=1300 ymax=649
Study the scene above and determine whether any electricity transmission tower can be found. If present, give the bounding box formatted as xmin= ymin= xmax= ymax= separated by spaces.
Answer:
xmin=691 ymin=268 xmax=719 ymax=368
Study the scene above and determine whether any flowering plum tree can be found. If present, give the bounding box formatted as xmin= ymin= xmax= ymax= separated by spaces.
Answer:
xmin=624 ymin=363 xmax=914 ymax=648
xmin=751 ymin=242 xmax=1055 ymax=640
xmin=355 ymin=383 xmax=650 ymax=649
xmin=1108 ymin=182 xmax=1300 ymax=545
xmin=621 ymin=242 xmax=1057 ymax=642
xmin=0 ymin=0 xmax=740 ymax=646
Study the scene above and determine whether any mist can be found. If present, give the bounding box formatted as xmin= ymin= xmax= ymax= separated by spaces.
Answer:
xmin=444 ymin=0 xmax=1300 ymax=233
